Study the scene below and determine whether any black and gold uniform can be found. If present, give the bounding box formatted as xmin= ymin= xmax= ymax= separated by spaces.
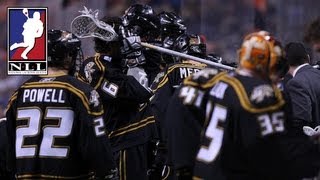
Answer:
xmin=148 ymin=33 xmax=208 ymax=179
xmin=166 ymin=31 xmax=320 ymax=180
xmin=78 ymin=54 xmax=154 ymax=152
xmin=5 ymin=74 xmax=115 ymax=179
xmin=150 ymin=62 xmax=205 ymax=131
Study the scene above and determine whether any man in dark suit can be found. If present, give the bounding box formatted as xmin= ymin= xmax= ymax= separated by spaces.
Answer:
xmin=285 ymin=42 xmax=320 ymax=132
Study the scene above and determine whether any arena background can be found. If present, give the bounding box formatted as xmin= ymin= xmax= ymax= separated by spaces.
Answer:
xmin=0 ymin=0 xmax=319 ymax=117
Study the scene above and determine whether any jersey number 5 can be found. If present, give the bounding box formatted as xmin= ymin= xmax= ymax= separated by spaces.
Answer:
xmin=16 ymin=108 xmax=74 ymax=158
xmin=196 ymin=104 xmax=227 ymax=163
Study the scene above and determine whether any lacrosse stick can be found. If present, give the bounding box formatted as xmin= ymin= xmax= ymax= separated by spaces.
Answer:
xmin=141 ymin=42 xmax=235 ymax=70
xmin=22 ymin=8 xmax=29 ymax=19
xmin=71 ymin=6 xmax=118 ymax=42
xmin=70 ymin=7 xmax=235 ymax=70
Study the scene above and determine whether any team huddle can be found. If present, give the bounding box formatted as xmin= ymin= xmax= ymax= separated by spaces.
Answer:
xmin=2 ymin=3 xmax=320 ymax=180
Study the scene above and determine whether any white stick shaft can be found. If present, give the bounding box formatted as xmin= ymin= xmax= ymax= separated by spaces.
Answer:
xmin=141 ymin=42 xmax=235 ymax=71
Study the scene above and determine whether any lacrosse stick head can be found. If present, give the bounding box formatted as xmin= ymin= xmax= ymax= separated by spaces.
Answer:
xmin=93 ymin=16 xmax=122 ymax=56
xmin=71 ymin=6 xmax=118 ymax=42
xmin=22 ymin=8 xmax=29 ymax=17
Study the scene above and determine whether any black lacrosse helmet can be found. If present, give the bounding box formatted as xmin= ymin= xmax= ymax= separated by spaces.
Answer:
xmin=158 ymin=12 xmax=186 ymax=64
xmin=48 ymin=29 xmax=83 ymax=75
xmin=173 ymin=34 xmax=207 ymax=62
xmin=122 ymin=4 xmax=160 ymax=40
xmin=158 ymin=11 xmax=186 ymax=40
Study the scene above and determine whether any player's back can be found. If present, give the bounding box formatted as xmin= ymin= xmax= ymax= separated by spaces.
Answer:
xmin=192 ymin=71 xmax=291 ymax=180
xmin=151 ymin=62 xmax=205 ymax=92
xmin=6 ymin=74 xmax=111 ymax=179
xmin=78 ymin=55 xmax=154 ymax=151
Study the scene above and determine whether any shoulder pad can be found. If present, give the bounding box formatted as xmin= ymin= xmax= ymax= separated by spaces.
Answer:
xmin=217 ymin=74 xmax=285 ymax=113
xmin=79 ymin=56 xmax=105 ymax=88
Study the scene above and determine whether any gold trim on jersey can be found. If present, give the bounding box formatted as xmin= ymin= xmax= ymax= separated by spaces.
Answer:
xmin=184 ymin=71 xmax=284 ymax=113
xmin=219 ymin=74 xmax=285 ymax=113
xmin=119 ymin=150 xmax=122 ymax=180
xmin=138 ymin=103 xmax=148 ymax=112
xmin=192 ymin=176 xmax=203 ymax=180
xmin=77 ymin=74 xmax=88 ymax=83
xmin=123 ymin=150 xmax=127 ymax=180
xmin=94 ymin=54 xmax=106 ymax=90
xmin=153 ymin=63 xmax=205 ymax=92
xmin=21 ymin=82 xmax=104 ymax=116
xmin=119 ymin=150 xmax=126 ymax=180
xmin=108 ymin=116 xmax=155 ymax=138
xmin=16 ymin=172 xmax=95 ymax=179
xmin=39 ymin=72 xmax=67 ymax=78
xmin=183 ymin=71 xmax=227 ymax=88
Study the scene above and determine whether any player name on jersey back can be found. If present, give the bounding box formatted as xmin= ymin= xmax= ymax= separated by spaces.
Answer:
xmin=179 ymin=67 xmax=201 ymax=79
xmin=23 ymin=88 xmax=65 ymax=103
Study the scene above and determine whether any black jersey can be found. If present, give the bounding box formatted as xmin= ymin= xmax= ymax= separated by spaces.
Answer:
xmin=150 ymin=62 xmax=205 ymax=140
xmin=191 ymin=70 xmax=289 ymax=180
xmin=165 ymin=68 xmax=219 ymax=170
xmin=5 ymin=73 xmax=115 ymax=179
xmin=167 ymin=69 xmax=320 ymax=179
xmin=78 ymin=54 xmax=154 ymax=151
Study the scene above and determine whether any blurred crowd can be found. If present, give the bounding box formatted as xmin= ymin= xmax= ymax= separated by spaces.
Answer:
xmin=0 ymin=0 xmax=320 ymax=116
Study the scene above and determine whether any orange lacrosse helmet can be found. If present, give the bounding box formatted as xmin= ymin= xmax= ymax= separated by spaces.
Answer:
xmin=238 ymin=31 xmax=286 ymax=81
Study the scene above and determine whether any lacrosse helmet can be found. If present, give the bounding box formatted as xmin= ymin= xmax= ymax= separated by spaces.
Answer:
xmin=173 ymin=34 xmax=207 ymax=62
xmin=158 ymin=11 xmax=186 ymax=40
xmin=238 ymin=31 xmax=287 ymax=81
xmin=122 ymin=4 xmax=160 ymax=39
xmin=48 ymin=29 xmax=83 ymax=76
xmin=157 ymin=11 xmax=187 ymax=64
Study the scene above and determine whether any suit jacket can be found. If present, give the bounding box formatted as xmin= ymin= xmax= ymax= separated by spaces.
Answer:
xmin=286 ymin=65 xmax=320 ymax=129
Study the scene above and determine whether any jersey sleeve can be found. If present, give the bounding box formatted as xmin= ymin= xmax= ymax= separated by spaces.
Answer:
xmin=75 ymin=89 xmax=116 ymax=177
xmin=78 ymin=57 xmax=152 ymax=104
xmin=109 ymin=74 xmax=152 ymax=103
xmin=77 ymin=57 xmax=104 ymax=89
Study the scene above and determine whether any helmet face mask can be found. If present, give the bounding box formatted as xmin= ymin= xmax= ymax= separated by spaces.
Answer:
xmin=238 ymin=31 xmax=286 ymax=82
xmin=48 ymin=29 xmax=83 ymax=76
xmin=173 ymin=34 xmax=206 ymax=62
xmin=122 ymin=4 xmax=160 ymax=40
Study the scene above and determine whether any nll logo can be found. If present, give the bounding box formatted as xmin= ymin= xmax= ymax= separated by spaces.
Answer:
xmin=7 ymin=7 xmax=48 ymax=75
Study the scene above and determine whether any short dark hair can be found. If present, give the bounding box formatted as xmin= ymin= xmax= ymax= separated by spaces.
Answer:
xmin=304 ymin=17 xmax=320 ymax=43
xmin=285 ymin=42 xmax=310 ymax=66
